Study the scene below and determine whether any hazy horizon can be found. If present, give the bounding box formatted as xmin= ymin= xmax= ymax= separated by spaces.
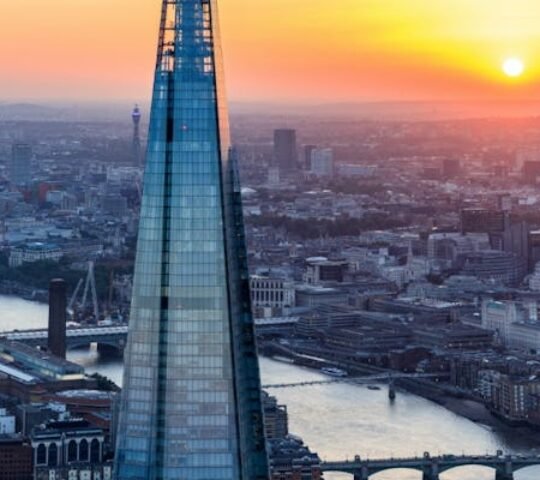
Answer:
xmin=2 ymin=98 xmax=540 ymax=123
xmin=2 ymin=0 xmax=540 ymax=109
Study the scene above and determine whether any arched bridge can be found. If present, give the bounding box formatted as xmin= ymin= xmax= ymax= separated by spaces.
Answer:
xmin=0 ymin=325 xmax=128 ymax=353
xmin=321 ymin=453 xmax=540 ymax=480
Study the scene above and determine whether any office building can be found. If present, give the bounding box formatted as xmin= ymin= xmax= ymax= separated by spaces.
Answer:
xmin=482 ymin=300 xmax=540 ymax=352
xmin=304 ymin=258 xmax=349 ymax=284
xmin=10 ymin=144 xmax=32 ymax=186
xmin=9 ymin=242 xmax=63 ymax=268
xmin=303 ymin=144 xmax=316 ymax=170
xmin=461 ymin=250 xmax=526 ymax=286
xmin=441 ymin=158 xmax=460 ymax=178
xmin=0 ymin=409 xmax=15 ymax=435
xmin=274 ymin=129 xmax=297 ymax=172
xmin=114 ymin=1 xmax=269 ymax=479
xmin=0 ymin=436 xmax=33 ymax=480
xmin=529 ymin=230 xmax=540 ymax=270
xmin=310 ymin=148 xmax=334 ymax=177
xmin=460 ymin=208 xmax=508 ymax=235
xmin=523 ymin=160 xmax=540 ymax=183
xmin=250 ymin=275 xmax=295 ymax=311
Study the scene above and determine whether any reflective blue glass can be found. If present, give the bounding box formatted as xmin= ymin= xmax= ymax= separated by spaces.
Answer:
xmin=114 ymin=1 xmax=268 ymax=479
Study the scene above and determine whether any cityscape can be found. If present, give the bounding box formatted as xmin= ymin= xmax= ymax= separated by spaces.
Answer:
xmin=2 ymin=1 xmax=540 ymax=480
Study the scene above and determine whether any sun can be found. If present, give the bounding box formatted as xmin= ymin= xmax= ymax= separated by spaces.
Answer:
xmin=502 ymin=57 xmax=525 ymax=78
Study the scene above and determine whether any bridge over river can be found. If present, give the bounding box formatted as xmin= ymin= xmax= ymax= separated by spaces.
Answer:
xmin=0 ymin=317 xmax=291 ymax=354
xmin=0 ymin=324 xmax=129 ymax=353
xmin=321 ymin=454 xmax=540 ymax=480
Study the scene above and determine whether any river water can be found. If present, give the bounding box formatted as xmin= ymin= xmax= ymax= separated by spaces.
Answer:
xmin=1 ymin=295 xmax=539 ymax=480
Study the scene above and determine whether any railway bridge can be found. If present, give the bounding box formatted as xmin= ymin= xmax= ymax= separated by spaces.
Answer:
xmin=0 ymin=325 xmax=128 ymax=353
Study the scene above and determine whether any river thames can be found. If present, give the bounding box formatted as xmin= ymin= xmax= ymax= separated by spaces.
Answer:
xmin=1 ymin=295 xmax=539 ymax=480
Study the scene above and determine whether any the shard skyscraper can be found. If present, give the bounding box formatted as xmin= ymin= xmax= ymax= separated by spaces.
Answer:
xmin=115 ymin=1 xmax=269 ymax=479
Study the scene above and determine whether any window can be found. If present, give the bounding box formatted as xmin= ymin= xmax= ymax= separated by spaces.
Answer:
xmin=79 ymin=439 xmax=89 ymax=462
xmin=68 ymin=440 xmax=78 ymax=463
xmin=48 ymin=443 xmax=58 ymax=467
xmin=36 ymin=444 xmax=46 ymax=465
xmin=90 ymin=439 xmax=101 ymax=463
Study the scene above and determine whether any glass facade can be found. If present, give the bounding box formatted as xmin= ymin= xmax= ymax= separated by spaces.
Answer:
xmin=114 ymin=1 xmax=269 ymax=479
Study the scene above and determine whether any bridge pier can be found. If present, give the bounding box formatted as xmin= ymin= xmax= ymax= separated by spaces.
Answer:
xmin=97 ymin=343 xmax=123 ymax=357
xmin=353 ymin=466 xmax=369 ymax=480
xmin=495 ymin=458 xmax=514 ymax=480
xmin=388 ymin=379 xmax=396 ymax=401
xmin=422 ymin=459 xmax=439 ymax=480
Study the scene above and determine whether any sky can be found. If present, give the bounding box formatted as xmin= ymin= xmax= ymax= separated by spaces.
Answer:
xmin=1 ymin=0 xmax=540 ymax=104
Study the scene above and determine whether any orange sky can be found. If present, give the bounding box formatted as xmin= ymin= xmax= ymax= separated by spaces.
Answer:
xmin=1 ymin=0 xmax=540 ymax=103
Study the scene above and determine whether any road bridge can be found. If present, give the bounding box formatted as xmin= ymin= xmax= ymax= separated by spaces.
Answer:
xmin=321 ymin=453 xmax=540 ymax=480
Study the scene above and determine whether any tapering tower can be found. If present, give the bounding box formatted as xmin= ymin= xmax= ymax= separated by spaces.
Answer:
xmin=132 ymin=104 xmax=142 ymax=166
xmin=115 ymin=1 xmax=269 ymax=479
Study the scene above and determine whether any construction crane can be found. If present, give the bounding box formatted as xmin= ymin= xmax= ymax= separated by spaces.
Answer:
xmin=67 ymin=279 xmax=83 ymax=314
xmin=67 ymin=261 xmax=100 ymax=322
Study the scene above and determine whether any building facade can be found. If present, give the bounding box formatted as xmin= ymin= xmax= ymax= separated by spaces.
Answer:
xmin=114 ymin=1 xmax=269 ymax=479
xmin=10 ymin=144 xmax=32 ymax=186
xmin=31 ymin=418 xmax=106 ymax=475
xmin=0 ymin=436 xmax=33 ymax=480
xmin=274 ymin=129 xmax=297 ymax=172
xmin=9 ymin=242 xmax=63 ymax=267
xmin=310 ymin=148 xmax=333 ymax=177
xmin=250 ymin=275 xmax=295 ymax=310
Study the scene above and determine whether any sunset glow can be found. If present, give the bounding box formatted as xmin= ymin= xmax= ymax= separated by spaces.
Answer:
xmin=1 ymin=0 xmax=540 ymax=102
xmin=503 ymin=58 xmax=525 ymax=78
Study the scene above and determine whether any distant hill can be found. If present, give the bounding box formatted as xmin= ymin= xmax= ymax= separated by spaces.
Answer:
xmin=230 ymin=100 xmax=540 ymax=121
xmin=0 ymin=103 xmax=65 ymax=121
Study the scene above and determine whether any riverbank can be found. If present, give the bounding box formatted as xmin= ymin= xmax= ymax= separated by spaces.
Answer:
xmin=267 ymin=353 xmax=540 ymax=450
xmin=433 ymin=394 xmax=540 ymax=446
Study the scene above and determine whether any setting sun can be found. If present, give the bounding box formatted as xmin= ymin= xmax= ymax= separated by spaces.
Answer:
xmin=503 ymin=57 xmax=525 ymax=78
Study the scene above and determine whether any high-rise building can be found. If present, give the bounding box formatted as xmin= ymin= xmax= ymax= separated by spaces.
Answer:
xmin=460 ymin=208 xmax=508 ymax=235
xmin=132 ymin=105 xmax=142 ymax=166
xmin=303 ymin=144 xmax=316 ymax=170
xmin=273 ymin=129 xmax=297 ymax=172
xmin=48 ymin=279 xmax=67 ymax=359
xmin=441 ymin=157 xmax=460 ymax=178
xmin=529 ymin=230 xmax=540 ymax=270
xmin=310 ymin=148 xmax=334 ymax=177
xmin=10 ymin=144 xmax=32 ymax=185
xmin=115 ymin=2 xmax=269 ymax=480
xmin=523 ymin=159 xmax=540 ymax=184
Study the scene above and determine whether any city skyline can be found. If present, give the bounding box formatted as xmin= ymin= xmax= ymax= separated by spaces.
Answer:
xmin=2 ymin=1 xmax=540 ymax=106
xmin=2 ymin=1 xmax=540 ymax=480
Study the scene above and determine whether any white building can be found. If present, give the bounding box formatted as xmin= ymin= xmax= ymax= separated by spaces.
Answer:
xmin=310 ymin=148 xmax=334 ymax=177
xmin=267 ymin=167 xmax=280 ymax=186
xmin=482 ymin=299 xmax=540 ymax=352
xmin=0 ymin=408 xmax=15 ymax=434
xmin=530 ymin=262 xmax=540 ymax=291
xmin=9 ymin=242 xmax=63 ymax=267
xmin=250 ymin=275 xmax=295 ymax=310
